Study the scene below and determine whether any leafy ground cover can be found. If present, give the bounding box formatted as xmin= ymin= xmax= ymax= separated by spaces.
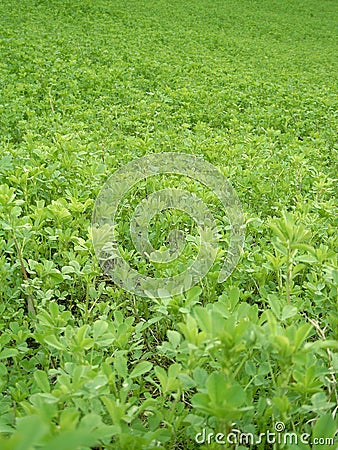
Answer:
xmin=0 ymin=0 xmax=337 ymax=448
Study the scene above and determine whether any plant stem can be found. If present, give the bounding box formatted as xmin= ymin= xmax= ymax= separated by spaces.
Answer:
xmin=13 ymin=234 xmax=36 ymax=316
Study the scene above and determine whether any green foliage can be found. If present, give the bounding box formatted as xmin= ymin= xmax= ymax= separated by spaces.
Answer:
xmin=0 ymin=0 xmax=337 ymax=448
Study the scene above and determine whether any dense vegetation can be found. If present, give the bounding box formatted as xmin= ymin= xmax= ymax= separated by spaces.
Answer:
xmin=0 ymin=0 xmax=337 ymax=448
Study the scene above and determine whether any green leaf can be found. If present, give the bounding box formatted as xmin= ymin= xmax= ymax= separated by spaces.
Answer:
xmin=93 ymin=320 xmax=109 ymax=340
xmin=228 ymin=286 xmax=240 ymax=309
xmin=305 ymin=340 xmax=338 ymax=351
xmin=179 ymin=373 xmax=196 ymax=389
xmin=313 ymin=414 xmax=337 ymax=450
xmin=14 ymin=415 xmax=48 ymax=450
xmin=130 ymin=361 xmax=153 ymax=378
xmin=154 ymin=366 xmax=167 ymax=390
xmin=193 ymin=367 xmax=208 ymax=387
xmin=41 ymin=429 xmax=99 ymax=450
xmin=114 ymin=353 xmax=128 ymax=379
xmin=294 ymin=323 xmax=312 ymax=349
xmin=167 ymin=330 xmax=181 ymax=348
xmin=245 ymin=360 xmax=256 ymax=376
xmin=194 ymin=306 xmax=211 ymax=333
xmin=0 ymin=348 xmax=18 ymax=359
xmin=206 ymin=373 xmax=246 ymax=407
xmin=33 ymin=370 xmax=50 ymax=393
xmin=59 ymin=408 xmax=80 ymax=431
xmin=296 ymin=254 xmax=317 ymax=263
xmin=281 ymin=305 xmax=298 ymax=321
xmin=267 ymin=294 xmax=281 ymax=318
xmin=186 ymin=286 xmax=202 ymax=303
xmin=44 ymin=335 xmax=65 ymax=350
xmin=48 ymin=271 xmax=64 ymax=285
xmin=0 ymin=155 xmax=13 ymax=174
